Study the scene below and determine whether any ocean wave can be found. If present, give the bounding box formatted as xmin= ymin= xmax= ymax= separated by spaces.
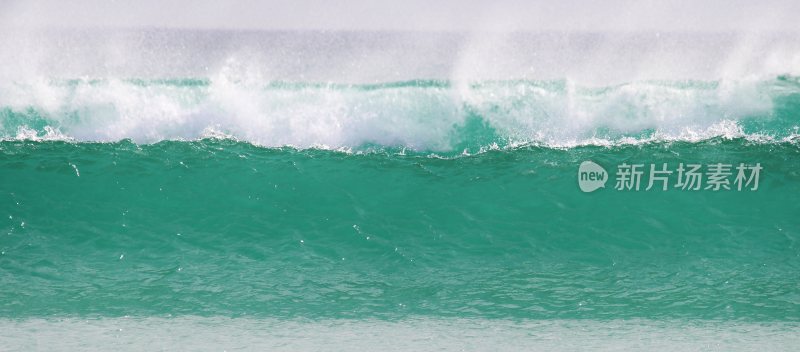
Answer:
xmin=1 ymin=76 xmax=798 ymax=150
xmin=2 ymin=137 xmax=799 ymax=320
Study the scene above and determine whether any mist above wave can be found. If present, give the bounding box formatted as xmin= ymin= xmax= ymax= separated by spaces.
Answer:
xmin=1 ymin=30 xmax=799 ymax=83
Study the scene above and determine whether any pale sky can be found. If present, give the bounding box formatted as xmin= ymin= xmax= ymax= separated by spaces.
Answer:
xmin=1 ymin=0 xmax=799 ymax=32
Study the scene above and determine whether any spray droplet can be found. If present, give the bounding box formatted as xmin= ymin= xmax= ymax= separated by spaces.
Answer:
xmin=69 ymin=163 xmax=80 ymax=177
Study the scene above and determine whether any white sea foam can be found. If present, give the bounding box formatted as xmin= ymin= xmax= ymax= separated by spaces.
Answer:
xmin=1 ymin=317 xmax=798 ymax=352
xmin=0 ymin=31 xmax=798 ymax=149
xmin=0 ymin=74 xmax=795 ymax=149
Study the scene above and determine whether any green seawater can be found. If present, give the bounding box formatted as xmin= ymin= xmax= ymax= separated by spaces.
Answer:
xmin=2 ymin=74 xmax=800 ymax=350
xmin=1 ymin=139 xmax=798 ymax=321
xmin=3 ymin=26 xmax=800 ymax=349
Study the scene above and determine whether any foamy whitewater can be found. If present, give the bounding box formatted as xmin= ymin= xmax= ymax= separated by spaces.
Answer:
xmin=1 ymin=31 xmax=800 ymax=149
xmin=1 ymin=29 xmax=799 ymax=351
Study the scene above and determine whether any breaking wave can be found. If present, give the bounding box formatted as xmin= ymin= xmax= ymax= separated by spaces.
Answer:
xmin=1 ymin=76 xmax=799 ymax=150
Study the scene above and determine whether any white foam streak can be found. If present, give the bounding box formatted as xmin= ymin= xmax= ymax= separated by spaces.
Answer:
xmin=1 ymin=317 xmax=798 ymax=352
xmin=0 ymin=72 xmax=795 ymax=149
xmin=12 ymin=125 xmax=70 ymax=141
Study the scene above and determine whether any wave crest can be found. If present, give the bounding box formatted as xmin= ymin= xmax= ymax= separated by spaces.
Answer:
xmin=1 ymin=77 xmax=798 ymax=150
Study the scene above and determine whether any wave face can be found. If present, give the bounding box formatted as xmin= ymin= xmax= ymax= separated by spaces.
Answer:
xmin=2 ymin=139 xmax=799 ymax=320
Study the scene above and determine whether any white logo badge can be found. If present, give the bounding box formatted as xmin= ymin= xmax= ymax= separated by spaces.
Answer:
xmin=578 ymin=161 xmax=608 ymax=192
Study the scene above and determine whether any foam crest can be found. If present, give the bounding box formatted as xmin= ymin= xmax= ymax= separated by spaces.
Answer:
xmin=0 ymin=74 xmax=797 ymax=150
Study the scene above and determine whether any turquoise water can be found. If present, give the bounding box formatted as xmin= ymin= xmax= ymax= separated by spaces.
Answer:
xmin=1 ymin=137 xmax=799 ymax=321
xmin=1 ymin=56 xmax=800 ymax=347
